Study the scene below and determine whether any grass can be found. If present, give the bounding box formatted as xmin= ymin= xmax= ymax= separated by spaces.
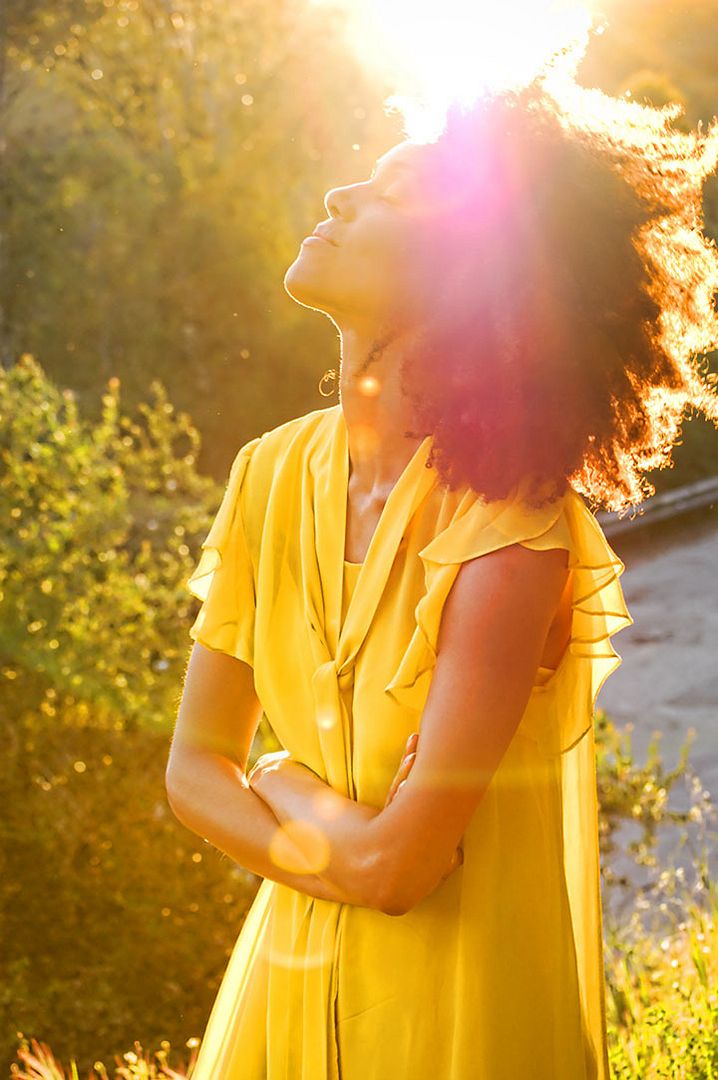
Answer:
xmin=606 ymin=890 xmax=718 ymax=1078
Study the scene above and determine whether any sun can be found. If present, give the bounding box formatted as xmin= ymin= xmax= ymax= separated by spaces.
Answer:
xmin=314 ymin=0 xmax=598 ymax=125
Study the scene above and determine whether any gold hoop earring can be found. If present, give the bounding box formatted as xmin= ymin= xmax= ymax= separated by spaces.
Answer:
xmin=318 ymin=368 xmax=338 ymax=397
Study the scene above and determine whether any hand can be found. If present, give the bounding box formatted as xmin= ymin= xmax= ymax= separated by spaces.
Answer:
xmin=384 ymin=732 xmax=464 ymax=882
xmin=383 ymin=732 xmax=419 ymax=808
xmin=440 ymin=841 xmax=464 ymax=881
xmin=247 ymin=750 xmax=315 ymax=794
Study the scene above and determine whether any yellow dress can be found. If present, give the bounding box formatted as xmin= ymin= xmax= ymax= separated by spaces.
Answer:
xmin=185 ymin=403 xmax=632 ymax=1080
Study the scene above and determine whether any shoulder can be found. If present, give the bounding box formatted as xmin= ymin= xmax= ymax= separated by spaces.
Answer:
xmin=226 ymin=406 xmax=337 ymax=536
xmin=444 ymin=540 xmax=569 ymax=630
xmin=255 ymin=404 xmax=336 ymax=454
xmin=419 ymin=478 xmax=572 ymax=568
xmin=232 ymin=404 xmax=337 ymax=487
xmin=433 ymin=487 xmax=573 ymax=653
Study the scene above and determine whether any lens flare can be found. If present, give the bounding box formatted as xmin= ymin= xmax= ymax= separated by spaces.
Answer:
xmin=269 ymin=819 xmax=332 ymax=874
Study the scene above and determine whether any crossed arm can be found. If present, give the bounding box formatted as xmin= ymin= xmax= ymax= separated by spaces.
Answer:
xmin=166 ymin=543 xmax=569 ymax=916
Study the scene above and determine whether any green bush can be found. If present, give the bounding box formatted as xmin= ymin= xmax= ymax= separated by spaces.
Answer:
xmin=0 ymin=352 xmax=220 ymax=731
xmin=0 ymin=356 xmax=269 ymax=1074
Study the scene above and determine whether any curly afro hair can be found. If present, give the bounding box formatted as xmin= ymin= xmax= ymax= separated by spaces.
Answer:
xmin=389 ymin=56 xmax=718 ymax=512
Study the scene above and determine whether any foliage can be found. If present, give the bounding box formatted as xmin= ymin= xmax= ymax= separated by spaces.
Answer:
xmin=597 ymin=710 xmax=718 ymax=1075
xmin=0 ymin=701 xmax=264 ymax=1075
xmin=596 ymin=713 xmax=703 ymax=869
xmin=0 ymin=352 xmax=220 ymax=731
xmin=4 ymin=3 xmax=718 ymax=1061
xmin=11 ymin=1034 xmax=199 ymax=1078
xmin=0 ymin=0 xmax=401 ymax=479
xmin=582 ymin=0 xmax=718 ymax=133
xmin=605 ymin=893 xmax=718 ymax=1079
xmin=0 ymin=355 xmax=274 ymax=1074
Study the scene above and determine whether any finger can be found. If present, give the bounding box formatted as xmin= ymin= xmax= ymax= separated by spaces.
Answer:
xmin=440 ymin=846 xmax=464 ymax=881
xmin=384 ymin=759 xmax=412 ymax=807
xmin=385 ymin=740 xmax=419 ymax=807
xmin=384 ymin=769 xmax=404 ymax=806
xmin=452 ymin=846 xmax=464 ymax=871
xmin=389 ymin=753 xmax=415 ymax=794
xmin=384 ymin=774 xmax=399 ymax=807
xmin=386 ymin=779 xmax=407 ymax=808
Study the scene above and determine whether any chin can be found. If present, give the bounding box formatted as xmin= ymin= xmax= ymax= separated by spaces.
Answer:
xmin=283 ymin=258 xmax=337 ymax=315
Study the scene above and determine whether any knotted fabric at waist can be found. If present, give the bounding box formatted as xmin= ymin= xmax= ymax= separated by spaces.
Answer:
xmin=311 ymin=658 xmax=356 ymax=799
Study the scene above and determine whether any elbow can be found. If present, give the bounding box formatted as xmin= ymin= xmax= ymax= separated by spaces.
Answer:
xmin=376 ymin=881 xmax=417 ymax=917
xmin=165 ymin=751 xmax=200 ymax=825
xmin=369 ymin=845 xmax=457 ymax=916
xmin=378 ymin=894 xmax=414 ymax=918
xmin=368 ymin=854 xmax=419 ymax=917
xmin=346 ymin=846 xmax=412 ymax=916
xmin=165 ymin=762 xmax=187 ymax=822
xmin=164 ymin=748 xmax=249 ymax=833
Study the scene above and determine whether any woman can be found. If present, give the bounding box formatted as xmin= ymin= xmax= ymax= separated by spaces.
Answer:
xmin=165 ymin=67 xmax=718 ymax=1079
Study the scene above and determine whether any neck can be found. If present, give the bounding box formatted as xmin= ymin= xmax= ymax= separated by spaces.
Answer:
xmin=338 ymin=325 xmax=426 ymax=495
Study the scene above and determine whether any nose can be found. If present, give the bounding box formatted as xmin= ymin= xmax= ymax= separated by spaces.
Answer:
xmin=324 ymin=180 xmax=363 ymax=221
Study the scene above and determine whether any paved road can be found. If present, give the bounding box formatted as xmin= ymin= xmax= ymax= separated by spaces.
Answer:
xmin=595 ymin=506 xmax=717 ymax=922
xmin=597 ymin=505 xmax=718 ymax=801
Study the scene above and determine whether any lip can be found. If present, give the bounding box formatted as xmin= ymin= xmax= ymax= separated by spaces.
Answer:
xmin=301 ymin=235 xmax=332 ymax=247
xmin=308 ymin=228 xmax=338 ymax=246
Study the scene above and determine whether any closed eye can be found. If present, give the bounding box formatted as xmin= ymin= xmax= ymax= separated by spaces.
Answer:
xmin=377 ymin=184 xmax=403 ymax=202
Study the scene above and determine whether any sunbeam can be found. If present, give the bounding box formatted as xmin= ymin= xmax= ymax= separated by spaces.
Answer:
xmin=314 ymin=0 xmax=598 ymax=122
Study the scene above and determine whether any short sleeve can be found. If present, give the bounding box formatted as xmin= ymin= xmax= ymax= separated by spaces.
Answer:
xmin=186 ymin=435 xmax=263 ymax=666
xmin=383 ymin=483 xmax=569 ymax=709
xmin=520 ymin=489 xmax=633 ymax=711
xmin=383 ymin=484 xmax=633 ymax=756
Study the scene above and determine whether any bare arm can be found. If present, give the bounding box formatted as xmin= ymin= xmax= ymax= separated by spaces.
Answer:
xmin=363 ymin=543 xmax=569 ymax=913
xmin=165 ymin=642 xmax=362 ymax=905
xmin=245 ymin=737 xmax=461 ymax=911
xmin=249 ymin=543 xmax=569 ymax=915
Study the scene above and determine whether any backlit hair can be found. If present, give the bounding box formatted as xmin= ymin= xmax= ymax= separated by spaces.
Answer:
xmin=393 ymin=60 xmax=718 ymax=511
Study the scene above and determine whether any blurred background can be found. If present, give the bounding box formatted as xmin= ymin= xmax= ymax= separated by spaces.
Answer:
xmin=1 ymin=1 xmax=717 ymax=1076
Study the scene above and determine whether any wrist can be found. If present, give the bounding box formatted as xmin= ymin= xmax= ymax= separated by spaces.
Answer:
xmin=317 ymin=822 xmax=386 ymax=910
xmin=249 ymin=758 xmax=387 ymax=910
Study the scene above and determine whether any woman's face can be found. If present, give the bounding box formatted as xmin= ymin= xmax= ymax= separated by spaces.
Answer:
xmin=284 ymin=139 xmax=482 ymax=331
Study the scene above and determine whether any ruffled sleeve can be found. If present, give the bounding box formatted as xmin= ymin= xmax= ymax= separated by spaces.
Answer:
xmin=383 ymin=483 xmax=568 ymax=709
xmin=520 ymin=489 xmax=633 ymax=710
xmin=519 ymin=490 xmax=634 ymax=755
xmin=383 ymin=484 xmax=633 ymax=757
xmin=186 ymin=435 xmax=263 ymax=667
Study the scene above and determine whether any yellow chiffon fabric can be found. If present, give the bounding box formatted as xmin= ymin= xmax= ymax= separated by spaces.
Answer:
xmin=185 ymin=403 xmax=632 ymax=1080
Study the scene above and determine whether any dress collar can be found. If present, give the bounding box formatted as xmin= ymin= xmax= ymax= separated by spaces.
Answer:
xmin=315 ymin=404 xmax=438 ymax=666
